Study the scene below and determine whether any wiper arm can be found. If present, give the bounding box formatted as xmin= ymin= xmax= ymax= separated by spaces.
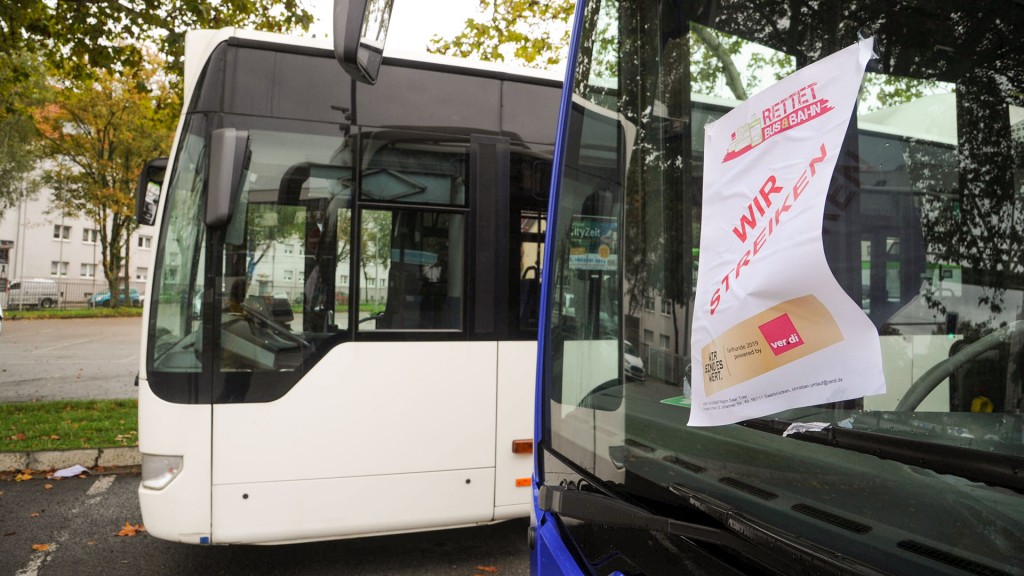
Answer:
xmin=741 ymin=418 xmax=1024 ymax=492
xmin=538 ymin=483 xmax=887 ymax=576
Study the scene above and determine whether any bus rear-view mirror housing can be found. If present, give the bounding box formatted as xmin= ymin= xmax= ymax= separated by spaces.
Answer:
xmin=135 ymin=157 xmax=167 ymax=226
xmin=334 ymin=0 xmax=393 ymax=84
xmin=206 ymin=128 xmax=251 ymax=228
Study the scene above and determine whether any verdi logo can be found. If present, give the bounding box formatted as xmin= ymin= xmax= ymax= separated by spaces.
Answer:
xmin=723 ymin=81 xmax=834 ymax=163
xmin=758 ymin=313 xmax=804 ymax=356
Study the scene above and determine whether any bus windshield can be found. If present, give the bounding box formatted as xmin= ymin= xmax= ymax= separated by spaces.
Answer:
xmin=539 ymin=1 xmax=1024 ymax=574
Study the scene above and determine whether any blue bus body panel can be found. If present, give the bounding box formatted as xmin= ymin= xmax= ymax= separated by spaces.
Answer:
xmin=532 ymin=1 xmax=591 ymax=575
xmin=532 ymin=510 xmax=586 ymax=576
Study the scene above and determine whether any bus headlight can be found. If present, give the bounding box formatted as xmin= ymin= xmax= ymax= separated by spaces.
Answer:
xmin=141 ymin=454 xmax=183 ymax=490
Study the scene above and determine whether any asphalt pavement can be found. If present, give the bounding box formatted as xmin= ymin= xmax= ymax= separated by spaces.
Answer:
xmin=0 ymin=317 xmax=142 ymax=403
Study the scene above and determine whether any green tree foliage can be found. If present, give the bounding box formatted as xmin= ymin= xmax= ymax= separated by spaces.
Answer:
xmin=0 ymin=0 xmax=314 ymax=82
xmin=428 ymin=0 xmax=575 ymax=69
xmin=0 ymin=0 xmax=314 ymax=210
xmin=0 ymin=51 xmax=49 ymax=211
xmin=32 ymin=54 xmax=180 ymax=306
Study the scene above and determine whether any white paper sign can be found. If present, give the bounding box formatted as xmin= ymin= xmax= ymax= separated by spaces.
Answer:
xmin=689 ymin=38 xmax=885 ymax=427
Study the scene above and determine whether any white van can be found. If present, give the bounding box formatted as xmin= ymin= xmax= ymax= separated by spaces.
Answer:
xmin=6 ymin=279 xmax=60 ymax=308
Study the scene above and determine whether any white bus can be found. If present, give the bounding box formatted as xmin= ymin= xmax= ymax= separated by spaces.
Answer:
xmin=133 ymin=12 xmax=561 ymax=543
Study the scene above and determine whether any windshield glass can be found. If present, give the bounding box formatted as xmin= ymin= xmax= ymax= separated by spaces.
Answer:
xmin=544 ymin=0 xmax=1024 ymax=573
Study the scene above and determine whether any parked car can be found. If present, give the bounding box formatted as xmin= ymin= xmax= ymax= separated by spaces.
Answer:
xmin=624 ymin=340 xmax=646 ymax=381
xmin=6 ymin=278 xmax=60 ymax=308
xmin=88 ymin=287 xmax=142 ymax=307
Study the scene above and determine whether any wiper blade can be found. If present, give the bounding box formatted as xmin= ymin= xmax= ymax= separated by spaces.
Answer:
xmin=538 ymin=484 xmax=887 ymax=576
xmin=741 ymin=418 xmax=1024 ymax=492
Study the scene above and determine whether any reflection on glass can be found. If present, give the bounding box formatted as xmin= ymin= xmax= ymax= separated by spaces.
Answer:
xmin=543 ymin=1 xmax=1024 ymax=572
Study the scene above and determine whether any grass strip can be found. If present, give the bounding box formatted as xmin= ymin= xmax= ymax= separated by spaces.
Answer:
xmin=0 ymin=399 xmax=137 ymax=452
xmin=3 ymin=307 xmax=142 ymax=320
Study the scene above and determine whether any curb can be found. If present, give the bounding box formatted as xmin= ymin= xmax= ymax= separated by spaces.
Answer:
xmin=0 ymin=446 xmax=140 ymax=472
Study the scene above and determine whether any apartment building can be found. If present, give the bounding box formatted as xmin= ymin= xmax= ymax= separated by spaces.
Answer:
xmin=0 ymin=187 xmax=151 ymax=307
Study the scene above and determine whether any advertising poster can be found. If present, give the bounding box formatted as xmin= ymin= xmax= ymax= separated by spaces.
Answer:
xmin=689 ymin=38 xmax=885 ymax=427
xmin=568 ymin=215 xmax=618 ymax=272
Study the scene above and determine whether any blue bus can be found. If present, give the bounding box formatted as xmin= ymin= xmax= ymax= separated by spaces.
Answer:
xmin=531 ymin=1 xmax=1024 ymax=575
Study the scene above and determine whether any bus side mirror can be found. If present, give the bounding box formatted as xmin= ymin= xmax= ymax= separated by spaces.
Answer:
xmin=136 ymin=157 xmax=167 ymax=226
xmin=334 ymin=0 xmax=393 ymax=85
xmin=206 ymin=128 xmax=251 ymax=228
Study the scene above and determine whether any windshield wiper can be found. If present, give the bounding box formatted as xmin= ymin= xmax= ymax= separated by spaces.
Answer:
xmin=538 ymin=483 xmax=887 ymax=576
xmin=741 ymin=418 xmax=1024 ymax=493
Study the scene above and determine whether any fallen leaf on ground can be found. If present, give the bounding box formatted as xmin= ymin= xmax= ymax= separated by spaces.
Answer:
xmin=13 ymin=433 xmax=27 ymax=441
xmin=30 ymin=512 xmax=40 ymax=518
xmin=117 ymin=521 xmax=146 ymax=537
xmin=15 ymin=473 xmax=32 ymax=482
xmin=475 ymin=567 xmax=499 ymax=574
xmin=44 ymin=484 xmax=53 ymax=490
xmin=31 ymin=544 xmax=49 ymax=551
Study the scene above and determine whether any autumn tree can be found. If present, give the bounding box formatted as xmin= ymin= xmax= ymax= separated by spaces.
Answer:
xmin=33 ymin=55 xmax=180 ymax=307
xmin=0 ymin=1 xmax=315 ymax=210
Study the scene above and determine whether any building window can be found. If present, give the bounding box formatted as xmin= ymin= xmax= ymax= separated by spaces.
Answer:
xmin=367 ymin=277 xmax=376 ymax=287
xmin=644 ymin=329 xmax=654 ymax=344
xmin=660 ymin=298 xmax=673 ymax=316
xmin=81 ymin=263 xmax=96 ymax=278
xmin=51 ymin=261 xmax=68 ymax=276
xmin=135 ymin=267 xmax=148 ymax=281
xmin=339 ymin=275 xmax=349 ymax=286
xmin=283 ymin=269 xmax=293 ymax=281
xmin=659 ymin=334 xmax=670 ymax=349
xmin=644 ymin=297 xmax=655 ymax=312
xmin=53 ymin=225 xmax=71 ymax=240
xmin=138 ymin=235 xmax=152 ymax=249
xmin=82 ymin=228 xmax=99 ymax=243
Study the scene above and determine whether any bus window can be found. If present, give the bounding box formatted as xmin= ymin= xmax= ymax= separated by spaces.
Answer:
xmin=215 ymin=126 xmax=351 ymax=373
xmin=359 ymin=209 xmax=464 ymax=331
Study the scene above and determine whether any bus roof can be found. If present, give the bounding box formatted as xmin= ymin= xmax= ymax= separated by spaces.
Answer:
xmin=183 ymin=27 xmax=562 ymax=104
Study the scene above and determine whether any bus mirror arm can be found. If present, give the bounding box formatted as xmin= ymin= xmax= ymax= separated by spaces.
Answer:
xmin=206 ymin=128 xmax=251 ymax=228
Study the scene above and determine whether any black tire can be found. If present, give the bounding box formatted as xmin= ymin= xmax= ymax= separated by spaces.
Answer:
xmin=40 ymin=298 xmax=54 ymax=308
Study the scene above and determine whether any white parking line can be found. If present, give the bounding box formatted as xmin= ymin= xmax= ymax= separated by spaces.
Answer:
xmin=15 ymin=542 xmax=58 ymax=576
xmin=33 ymin=337 xmax=104 ymax=354
xmin=17 ymin=475 xmax=118 ymax=575
xmin=86 ymin=475 xmax=116 ymax=504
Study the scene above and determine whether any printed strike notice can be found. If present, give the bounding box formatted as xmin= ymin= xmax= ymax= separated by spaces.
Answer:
xmin=689 ymin=38 xmax=885 ymax=426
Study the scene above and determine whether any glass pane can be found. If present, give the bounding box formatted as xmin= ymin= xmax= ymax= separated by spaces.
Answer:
xmin=361 ymin=133 xmax=467 ymax=206
xmin=150 ymin=119 xmax=207 ymax=372
xmin=217 ymin=126 xmax=352 ymax=372
xmin=545 ymin=0 xmax=1024 ymax=572
xmin=359 ymin=209 xmax=464 ymax=331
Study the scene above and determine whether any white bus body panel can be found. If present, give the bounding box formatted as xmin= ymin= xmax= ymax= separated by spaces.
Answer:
xmin=493 ymin=341 xmax=536 ymax=519
xmin=138 ymin=383 xmax=213 ymax=543
xmin=210 ymin=340 xmax=533 ymax=543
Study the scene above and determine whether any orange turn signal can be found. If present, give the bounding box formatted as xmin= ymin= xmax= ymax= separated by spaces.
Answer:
xmin=512 ymin=439 xmax=533 ymax=454
xmin=515 ymin=478 xmax=531 ymax=487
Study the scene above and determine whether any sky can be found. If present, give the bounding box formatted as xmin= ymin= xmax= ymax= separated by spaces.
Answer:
xmin=306 ymin=0 xmax=487 ymax=55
